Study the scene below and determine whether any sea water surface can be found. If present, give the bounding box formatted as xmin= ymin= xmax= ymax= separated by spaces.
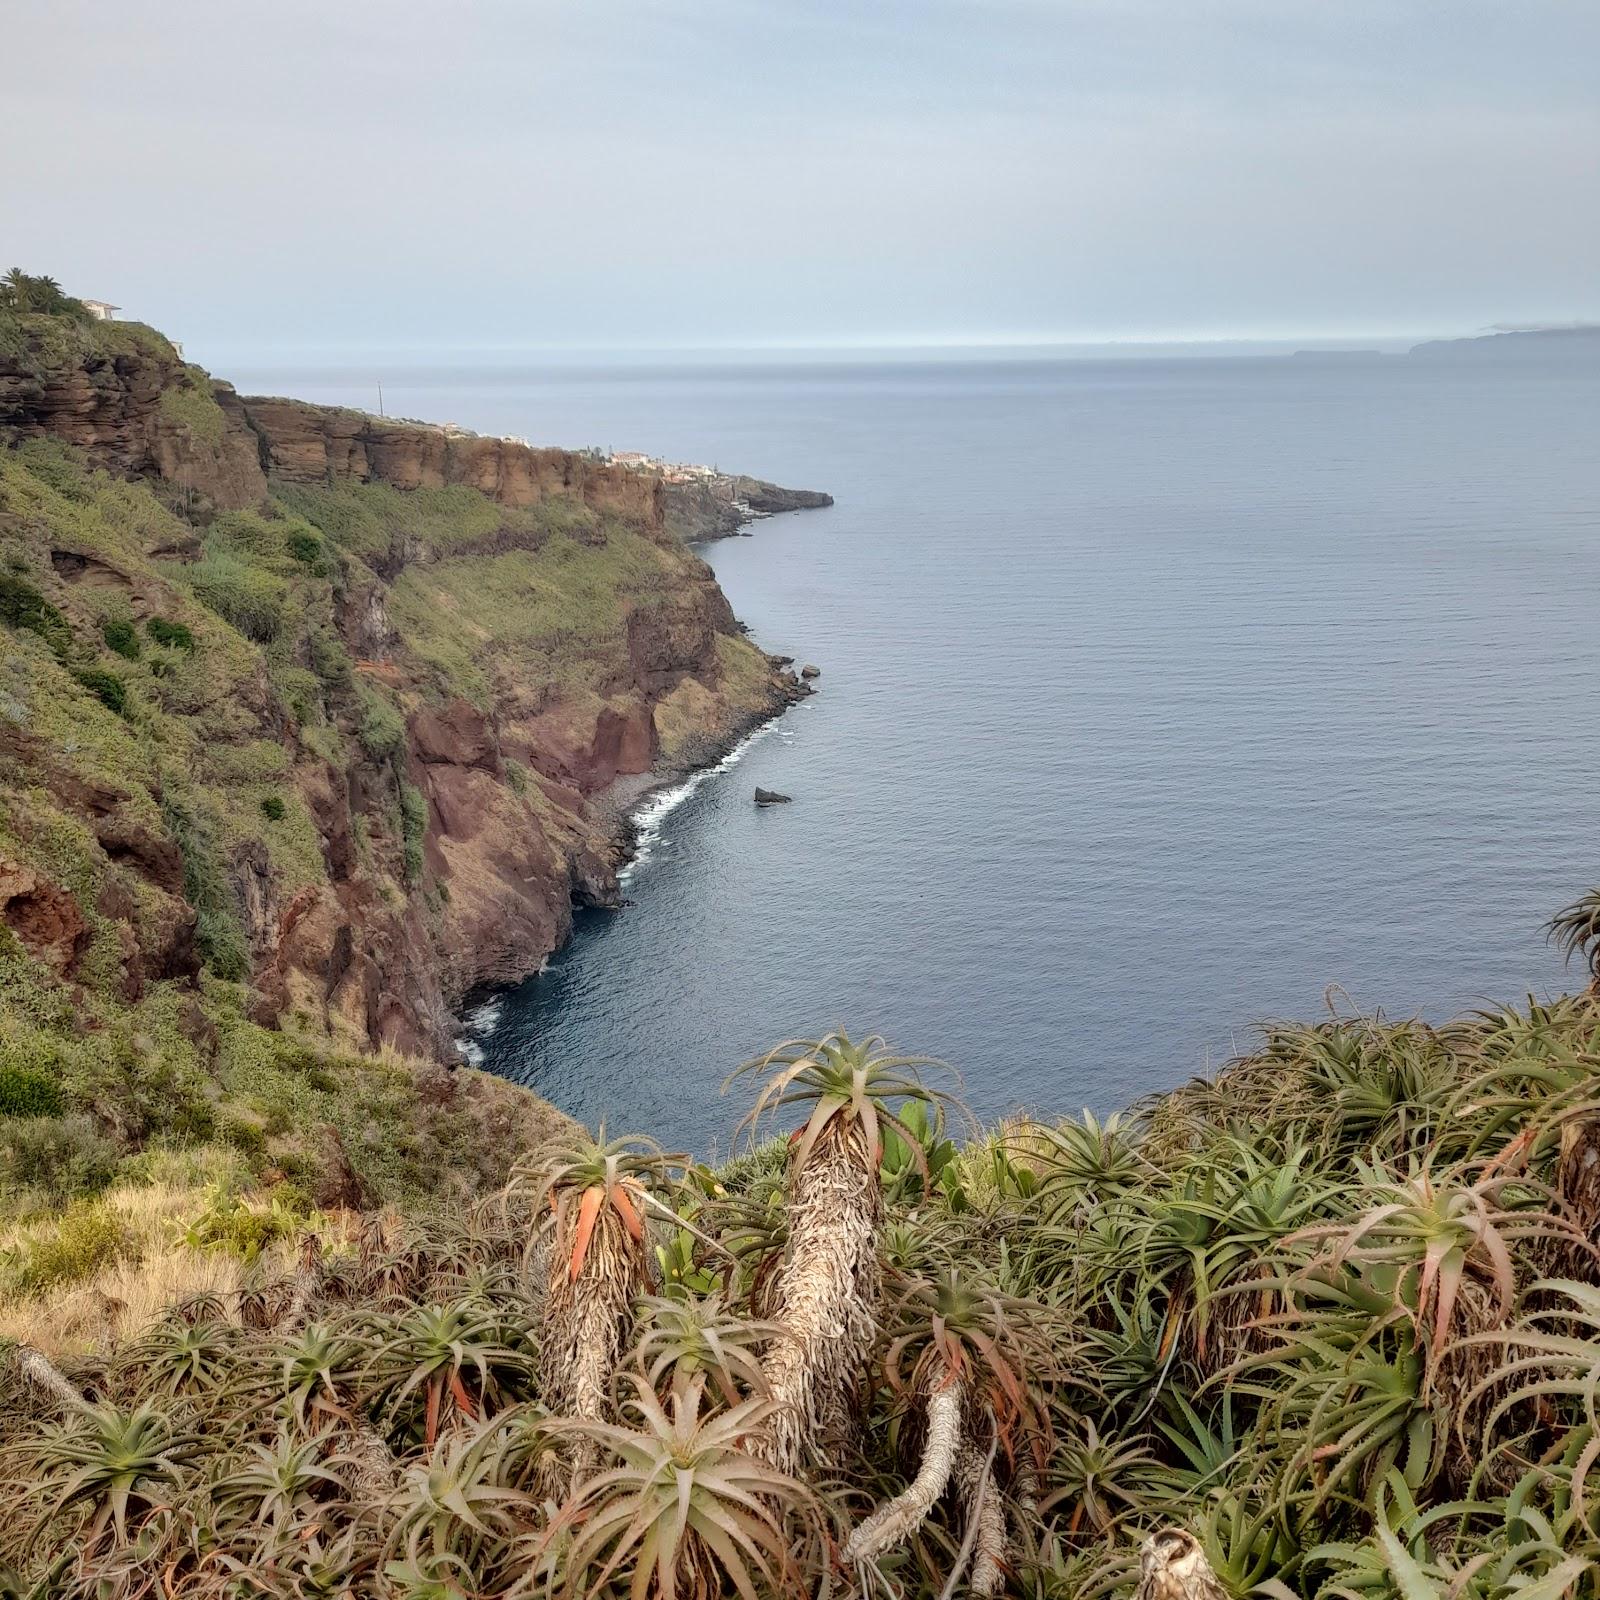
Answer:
xmin=231 ymin=351 xmax=1600 ymax=1153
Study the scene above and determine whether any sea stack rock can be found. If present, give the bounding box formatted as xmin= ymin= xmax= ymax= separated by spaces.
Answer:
xmin=754 ymin=787 xmax=793 ymax=806
xmin=800 ymin=664 xmax=821 ymax=679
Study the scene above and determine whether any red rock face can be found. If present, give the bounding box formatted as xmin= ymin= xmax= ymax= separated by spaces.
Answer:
xmin=0 ymin=858 xmax=89 ymax=977
xmin=410 ymin=701 xmax=501 ymax=773
xmin=237 ymin=397 xmax=665 ymax=530
xmin=0 ymin=335 xmax=267 ymax=512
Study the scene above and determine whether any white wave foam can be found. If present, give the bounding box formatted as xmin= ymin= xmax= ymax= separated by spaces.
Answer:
xmin=467 ymin=996 xmax=505 ymax=1032
xmin=455 ymin=727 xmax=775 ymax=1056
xmin=618 ymin=724 xmax=774 ymax=887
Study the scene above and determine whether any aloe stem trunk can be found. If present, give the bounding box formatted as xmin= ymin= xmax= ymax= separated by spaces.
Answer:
xmin=758 ymin=1120 xmax=882 ymax=1473
xmin=845 ymin=1379 xmax=963 ymax=1563
xmin=14 ymin=1344 xmax=84 ymax=1409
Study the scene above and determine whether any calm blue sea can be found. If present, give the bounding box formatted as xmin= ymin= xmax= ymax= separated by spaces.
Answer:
xmin=230 ymin=351 xmax=1600 ymax=1154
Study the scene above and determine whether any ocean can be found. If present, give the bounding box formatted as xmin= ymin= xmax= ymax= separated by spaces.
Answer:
xmin=229 ymin=350 xmax=1600 ymax=1154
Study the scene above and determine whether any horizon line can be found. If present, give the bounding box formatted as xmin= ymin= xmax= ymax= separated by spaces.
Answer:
xmin=187 ymin=320 xmax=1598 ymax=369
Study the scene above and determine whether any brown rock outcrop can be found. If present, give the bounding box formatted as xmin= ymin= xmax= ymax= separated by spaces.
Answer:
xmin=237 ymin=396 xmax=664 ymax=529
xmin=0 ymin=859 xmax=88 ymax=977
xmin=0 ymin=321 xmax=266 ymax=511
xmin=411 ymin=700 xmax=501 ymax=773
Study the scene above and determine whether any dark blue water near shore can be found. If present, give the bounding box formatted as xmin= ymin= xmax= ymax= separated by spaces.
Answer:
xmin=235 ymin=353 xmax=1600 ymax=1154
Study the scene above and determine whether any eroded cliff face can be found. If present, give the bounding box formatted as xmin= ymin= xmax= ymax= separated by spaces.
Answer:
xmin=0 ymin=318 xmax=267 ymax=512
xmin=0 ymin=310 xmax=813 ymax=1062
xmin=238 ymin=395 xmax=665 ymax=526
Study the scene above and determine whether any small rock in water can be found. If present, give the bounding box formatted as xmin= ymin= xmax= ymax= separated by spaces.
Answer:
xmin=754 ymin=787 xmax=793 ymax=806
xmin=800 ymin=663 xmax=821 ymax=679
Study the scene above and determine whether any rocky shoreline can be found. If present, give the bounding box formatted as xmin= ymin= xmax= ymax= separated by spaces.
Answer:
xmin=454 ymin=651 xmax=814 ymax=1062
xmin=603 ymin=454 xmax=833 ymax=542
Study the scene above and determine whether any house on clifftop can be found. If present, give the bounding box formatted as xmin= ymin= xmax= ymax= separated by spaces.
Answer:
xmin=80 ymin=299 xmax=120 ymax=321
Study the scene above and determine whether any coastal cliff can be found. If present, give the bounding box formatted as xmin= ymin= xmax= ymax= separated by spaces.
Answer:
xmin=661 ymin=470 xmax=834 ymax=542
xmin=0 ymin=306 xmax=819 ymax=1081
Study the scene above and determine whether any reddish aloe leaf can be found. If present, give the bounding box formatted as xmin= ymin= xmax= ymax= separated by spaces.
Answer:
xmin=571 ymin=1184 xmax=606 ymax=1282
xmin=612 ymin=1183 xmax=645 ymax=1244
xmin=448 ymin=1370 xmax=477 ymax=1419
xmin=424 ymin=1372 xmax=442 ymax=1447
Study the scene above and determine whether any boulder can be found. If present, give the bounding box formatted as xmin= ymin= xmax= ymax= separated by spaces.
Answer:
xmin=754 ymin=787 xmax=793 ymax=806
xmin=800 ymin=664 xmax=821 ymax=679
xmin=410 ymin=699 xmax=501 ymax=772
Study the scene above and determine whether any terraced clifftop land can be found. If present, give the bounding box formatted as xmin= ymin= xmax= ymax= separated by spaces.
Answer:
xmin=0 ymin=297 xmax=819 ymax=1208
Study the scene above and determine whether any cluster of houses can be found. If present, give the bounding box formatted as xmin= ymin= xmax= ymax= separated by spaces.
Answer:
xmin=606 ymin=450 xmax=721 ymax=484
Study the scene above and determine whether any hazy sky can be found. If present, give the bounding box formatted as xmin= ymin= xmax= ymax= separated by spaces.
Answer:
xmin=6 ymin=0 xmax=1597 ymax=359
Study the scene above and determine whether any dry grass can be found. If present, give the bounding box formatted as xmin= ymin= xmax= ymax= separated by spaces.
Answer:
xmin=0 ymin=1179 xmax=357 ymax=1360
xmin=0 ymin=1244 xmax=257 ymax=1359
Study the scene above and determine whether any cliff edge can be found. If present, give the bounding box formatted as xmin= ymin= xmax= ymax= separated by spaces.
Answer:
xmin=0 ymin=306 xmax=819 ymax=1083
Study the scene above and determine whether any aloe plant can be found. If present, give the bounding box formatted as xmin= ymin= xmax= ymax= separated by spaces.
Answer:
xmin=727 ymin=1030 xmax=954 ymax=1472
xmin=509 ymin=1132 xmax=679 ymax=1481
xmin=536 ymin=1374 xmax=821 ymax=1600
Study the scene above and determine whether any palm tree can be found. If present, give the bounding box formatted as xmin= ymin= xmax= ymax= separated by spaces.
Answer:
xmin=0 ymin=269 xmax=66 ymax=315
xmin=727 ymin=1030 xmax=953 ymax=1474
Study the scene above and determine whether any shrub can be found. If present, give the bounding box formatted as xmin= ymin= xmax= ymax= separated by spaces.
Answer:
xmin=100 ymin=617 xmax=141 ymax=659
xmin=0 ymin=1062 xmax=64 ymax=1118
xmin=287 ymin=529 xmax=323 ymax=565
xmin=74 ymin=666 xmax=128 ymax=716
xmin=260 ymin=795 xmax=286 ymax=822
xmin=0 ymin=1115 xmax=120 ymax=1203
xmin=177 ymin=1185 xmax=302 ymax=1261
xmin=216 ymin=1113 xmax=267 ymax=1159
xmin=309 ymin=628 xmax=352 ymax=689
xmin=0 ymin=570 xmax=71 ymax=657
xmin=357 ymin=690 xmax=406 ymax=762
xmin=146 ymin=615 xmax=196 ymax=652
xmin=12 ymin=1202 xmax=128 ymax=1294
xmin=184 ymin=549 xmax=287 ymax=643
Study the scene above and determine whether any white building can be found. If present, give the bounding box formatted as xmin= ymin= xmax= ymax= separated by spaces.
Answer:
xmin=81 ymin=300 xmax=120 ymax=321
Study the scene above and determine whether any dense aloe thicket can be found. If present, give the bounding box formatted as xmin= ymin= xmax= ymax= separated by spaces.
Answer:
xmin=12 ymin=959 xmax=1600 ymax=1598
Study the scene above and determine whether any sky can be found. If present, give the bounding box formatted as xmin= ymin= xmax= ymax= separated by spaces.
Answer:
xmin=4 ymin=0 xmax=1598 ymax=361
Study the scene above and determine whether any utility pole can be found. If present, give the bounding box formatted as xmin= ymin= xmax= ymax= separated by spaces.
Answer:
xmin=377 ymin=381 xmax=385 ymax=417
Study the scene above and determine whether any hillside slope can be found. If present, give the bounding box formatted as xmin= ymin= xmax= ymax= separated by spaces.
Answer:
xmin=0 ymin=298 xmax=812 ymax=1222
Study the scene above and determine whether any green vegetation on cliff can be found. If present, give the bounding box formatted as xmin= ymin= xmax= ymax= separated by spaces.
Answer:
xmin=0 ymin=294 xmax=179 ymax=377
xmin=1 ymin=298 xmax=789 ymax=1103
xmin=0 ymin=301 xmax=790 ymax=1373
